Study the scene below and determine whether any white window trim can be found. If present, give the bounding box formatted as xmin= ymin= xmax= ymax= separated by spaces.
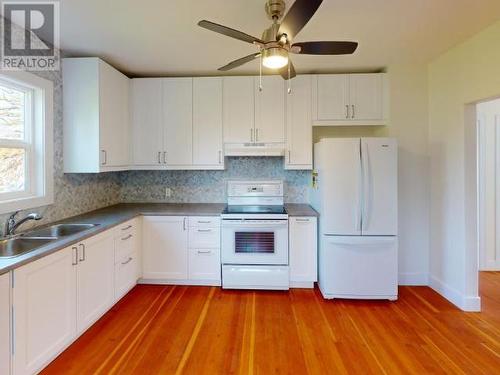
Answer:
xmin=0 ymin=71 xmax=54 ymax=215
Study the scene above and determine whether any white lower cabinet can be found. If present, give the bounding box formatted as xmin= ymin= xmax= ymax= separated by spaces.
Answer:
xmin=289 ymin=217 xmax=318 ymax=288
xmin=1 ymin=272 xmax=11 ymax=375
xmin=75 ymin=232 xmax=115 ymax=335
xmin=142 ymin=216 xmax=188 ymax=280
xmin=142 ymin=216 xmax=221 ymax=285
xmin=114 ymin=219 xmax=141 ymax=301
xmin=13 ymin=247 xmax=77 ymax=375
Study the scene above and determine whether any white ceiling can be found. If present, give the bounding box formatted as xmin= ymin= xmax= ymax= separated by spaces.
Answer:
xmin=60 ymin=0 xmax=500 ymax=77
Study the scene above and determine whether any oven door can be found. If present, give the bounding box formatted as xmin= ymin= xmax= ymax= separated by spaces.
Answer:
xmin=221 ymin=219 xmax=289 ymax=265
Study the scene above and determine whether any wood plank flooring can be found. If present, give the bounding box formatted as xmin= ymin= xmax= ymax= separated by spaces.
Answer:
xmin=42 ymin=273 xmax=500 ymax=374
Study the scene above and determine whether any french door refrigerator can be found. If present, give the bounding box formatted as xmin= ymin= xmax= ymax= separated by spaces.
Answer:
xmin=311 ymin=138 xmax=398 ymax=300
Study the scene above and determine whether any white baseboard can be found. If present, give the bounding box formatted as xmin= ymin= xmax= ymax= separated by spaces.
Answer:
xmin=290 ymin=281 xmax=315 ymax=288
xmin=398 ymin=272 xmax=429 ymax=286
xmin=429 ymin=275 xmax=481 ymax=312
xmin=139 ymin=278 xmax=221 ymax=286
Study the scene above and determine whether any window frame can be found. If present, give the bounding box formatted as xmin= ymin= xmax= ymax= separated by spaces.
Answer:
xmin=0 ymin=71 xmax=54 ymax=215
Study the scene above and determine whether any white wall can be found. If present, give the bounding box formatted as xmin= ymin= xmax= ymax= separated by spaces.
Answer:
xmin=428 ymin=19 xmax=500 ymax=311
xmin=477 ymin=99 xmax=500 ymax=270
xmin=314 ymin=63 xmax=430 ymax=286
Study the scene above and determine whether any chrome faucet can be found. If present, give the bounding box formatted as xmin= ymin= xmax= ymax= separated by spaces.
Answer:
xmin=4 ymin=211 xmax=42 ymax=237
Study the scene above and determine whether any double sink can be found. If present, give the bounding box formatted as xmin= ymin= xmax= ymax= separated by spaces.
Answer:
xmin=0 ymin=223 xmax=99 ymax=258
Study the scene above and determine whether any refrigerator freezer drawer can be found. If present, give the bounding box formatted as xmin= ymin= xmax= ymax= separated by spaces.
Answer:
xmin=318 ymin=235 xmax=398 ymax=300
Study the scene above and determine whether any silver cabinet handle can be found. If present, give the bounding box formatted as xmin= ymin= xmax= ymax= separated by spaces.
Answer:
xmin=295 ymin=218 xmax=311 ymax=223
xmin=197 ymin=229 xmax=212 ymax=232
xmin=72 ymin=246 xmax=78 ymax=266
xmin=163 ymin=151 xmax=167 ymax=164
xmin=78 ymin=243 xmax=86 ymax=262
xmin=256 ymin=128 xmax=259 ymax=142
xmin=121 ymin=225 xmax=132 ymax=231
xmin=121 ymin=257 xmax=133 ymax=265
xmin=197 ymin=220 xmax=211 ymax=224
xmin=288 ymin=150 xmax=291 ymax=163
xmin=250 ymin=128 xmax=254 ymax=142
xmin=101 ymin=150 xmax=107 ymax=165
xmin=197 ymin=250 xmax=211 ymax=254
xmin=183 ymin=217 xmax=187 ymax=231
xmin=218 ymin=150 xmax=222 ymax=164
xmin=122 ymin=234 xmax=133 ymax=241
xmin=352 ymin=104 xmax=355 ymax=119
xmin=158 ymin=151 xmax=162 ymax=164
xmin=345 ymin=105 xmax=349 ymax=119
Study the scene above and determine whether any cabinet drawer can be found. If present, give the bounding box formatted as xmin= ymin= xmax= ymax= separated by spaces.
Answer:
xmin=114 ymin=231 xmax=136 ymax=264
xmin=188 ymin=248 xmax=221 ymax=281
xmin=115 ymin=252 xmax=138 ymax=300
xmin=188 ymin=216 xmax=220 ymax=228
xmin=114 ymin=219 xmax=136 ymax=238
xmin=189 ymin=227 xmax=220 ymax=248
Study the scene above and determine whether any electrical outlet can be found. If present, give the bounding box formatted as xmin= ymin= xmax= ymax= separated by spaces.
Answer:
xmin=165 ymin=187 xmax=172 ymax=198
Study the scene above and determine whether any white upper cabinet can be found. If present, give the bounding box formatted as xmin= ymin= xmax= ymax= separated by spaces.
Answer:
xmin=315 ymin=74 xmax=349 ymax=121
xmin=163 ymin=78 xmax=193 ymax=166
xmin=285 ymin=75 xmax=313 ymax=170
xmin=193 ymin=77 xmax=224 ymax=167
xmin=130 ymin=78 xmax=163 ymax=166
xmin=254 ymin=76 xmax=285 ymax=143
xmin=63 ymin=57 xmax=130 ymax=173
xmin=312 ymin=73 xmax=388 ymax=126
xmin=223 ymin=76 xmax=255 ymax=144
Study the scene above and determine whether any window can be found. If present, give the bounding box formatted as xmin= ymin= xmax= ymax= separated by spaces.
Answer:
xmin=0 ymin=71 xmax=53 ymax=214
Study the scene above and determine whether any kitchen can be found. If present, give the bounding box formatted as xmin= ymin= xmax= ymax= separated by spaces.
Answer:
xmin=0 ymin=0 xmax=500 ymax=374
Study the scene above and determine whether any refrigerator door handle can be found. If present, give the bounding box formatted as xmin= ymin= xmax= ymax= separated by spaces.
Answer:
xmin=357 ymin=142 xmax=363 ymax=232
xmin=361 ymin=141 xmax=370 ymax=231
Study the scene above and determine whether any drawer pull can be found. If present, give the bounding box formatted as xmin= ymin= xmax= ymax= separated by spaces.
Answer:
xmin=121 ymin=257 xmax=133 ymax=265
xmin=197 ymin=250 xmax=211 ymax=254
xmin=122 ymin=234 xmax=133 ymax=241
xmin=197 ymin=221 xmax=211 ymax=224
xmin=121 ymin=225 xmax=133 ymax=231
xmin=295 ymin=218 xmax=311 ymax=223
xmin=197 ymin=229 xmax=212 ymax=233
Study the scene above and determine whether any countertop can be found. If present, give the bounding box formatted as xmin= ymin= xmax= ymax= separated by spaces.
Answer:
xmin=0 ymin=202 xmax=318 ymax=275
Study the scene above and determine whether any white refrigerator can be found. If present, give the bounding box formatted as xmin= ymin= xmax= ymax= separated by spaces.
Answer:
xmin=311 ymin=138 xmax=398 ymax=300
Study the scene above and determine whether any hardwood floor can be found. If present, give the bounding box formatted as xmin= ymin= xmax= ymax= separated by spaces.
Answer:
xmin=42 ymin=273 xmax=500 ymax=374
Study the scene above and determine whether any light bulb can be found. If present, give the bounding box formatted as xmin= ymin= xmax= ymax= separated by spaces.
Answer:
xmin=262 ymin=47 xmax=288 ymax=69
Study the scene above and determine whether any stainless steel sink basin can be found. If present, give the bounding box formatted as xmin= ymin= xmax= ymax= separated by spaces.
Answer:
xmin=0 ymin=238 xmax=53 ymax=258
xmin=22 ymin=223 xmax=99 ymax=239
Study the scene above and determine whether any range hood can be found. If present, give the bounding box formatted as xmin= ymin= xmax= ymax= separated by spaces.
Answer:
xmin=224 ymin=143 xmax=285 ymax=157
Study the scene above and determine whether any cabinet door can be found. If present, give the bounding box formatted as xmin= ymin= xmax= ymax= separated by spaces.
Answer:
xmin=163 ymin=78 xmax=193 ymax=166
xmin=188 ymin=248 xmax=221 ymax=282
xmin=0 ymin=273 xmax=10 ymax=375
xmin=99 ymin=60 xmax=129 ymax=167
xmin=315 ymin=74 xmax=349 ymax=121
xmin=115 ymin=252 xmax=139 ymax=301
xmin=143 ymin=216 xmax=188 ymax=280
xmin=254 ymin=76 xmax=285 ymax=143
xmin=193 ymin=77 xmax=223 ymax=167
xmin=285 ymin=75 xmax=312 ymax=169
xmin=13 ymin=247 xmax=77 ymax=375
xmin=289 ymin=217 xmax=318 ymax=286
xmin=130 ymin=79 xmax=164 ymax=166
xmin=223 ymin=76 xmax=254 ymax=143
xmin=349 ymin=74 xmax=383 ymax=120
xmin=76 ymin=232 xmax=115 ymax=335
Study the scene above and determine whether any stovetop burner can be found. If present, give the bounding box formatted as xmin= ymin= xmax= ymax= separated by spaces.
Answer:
xmin=222 ymin=205 xmax=287 ymax=215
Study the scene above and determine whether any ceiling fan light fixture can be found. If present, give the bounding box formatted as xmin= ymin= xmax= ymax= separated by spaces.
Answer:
xmin=262 ymin=47 xmax=288 ymax=69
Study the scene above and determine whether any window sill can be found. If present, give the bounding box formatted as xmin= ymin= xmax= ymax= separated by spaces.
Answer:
xmin=0 ymin=194 xmax=54 ymax=215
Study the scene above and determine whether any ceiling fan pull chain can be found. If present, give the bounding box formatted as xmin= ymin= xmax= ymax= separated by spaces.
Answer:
xmin=287 ymin=64 xmax=292 ymax=94
xmin=259 ymin=54 xmax=263 ymax=91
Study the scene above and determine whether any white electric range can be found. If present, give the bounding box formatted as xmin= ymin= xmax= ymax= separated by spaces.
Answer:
xmin=221 ymin=180 xmax=289 ymax=290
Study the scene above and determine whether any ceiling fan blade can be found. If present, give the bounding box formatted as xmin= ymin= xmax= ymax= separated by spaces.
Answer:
xmin=292 ymin=41 xmax=358 ymax=55
xmin=218 ymin=53 xmax=261 ymax=71
xmin=278 ymin=0 xmax=323 ymax=40
xmin=198 ymin=20 xmax=264 ymax=44
xmin=278 ymin=60 xmax=297 ymax=80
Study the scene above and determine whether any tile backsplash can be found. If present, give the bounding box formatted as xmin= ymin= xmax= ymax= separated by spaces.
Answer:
xmin=120 ymin=157 xmax=311 ymax=203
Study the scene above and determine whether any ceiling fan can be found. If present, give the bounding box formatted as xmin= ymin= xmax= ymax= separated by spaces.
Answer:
xmin=198 ymin=0 xmax=358 ymax=80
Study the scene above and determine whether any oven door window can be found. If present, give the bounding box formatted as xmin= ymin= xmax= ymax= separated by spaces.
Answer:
xmin=235 ymin=232 xmax=275 ymax=254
